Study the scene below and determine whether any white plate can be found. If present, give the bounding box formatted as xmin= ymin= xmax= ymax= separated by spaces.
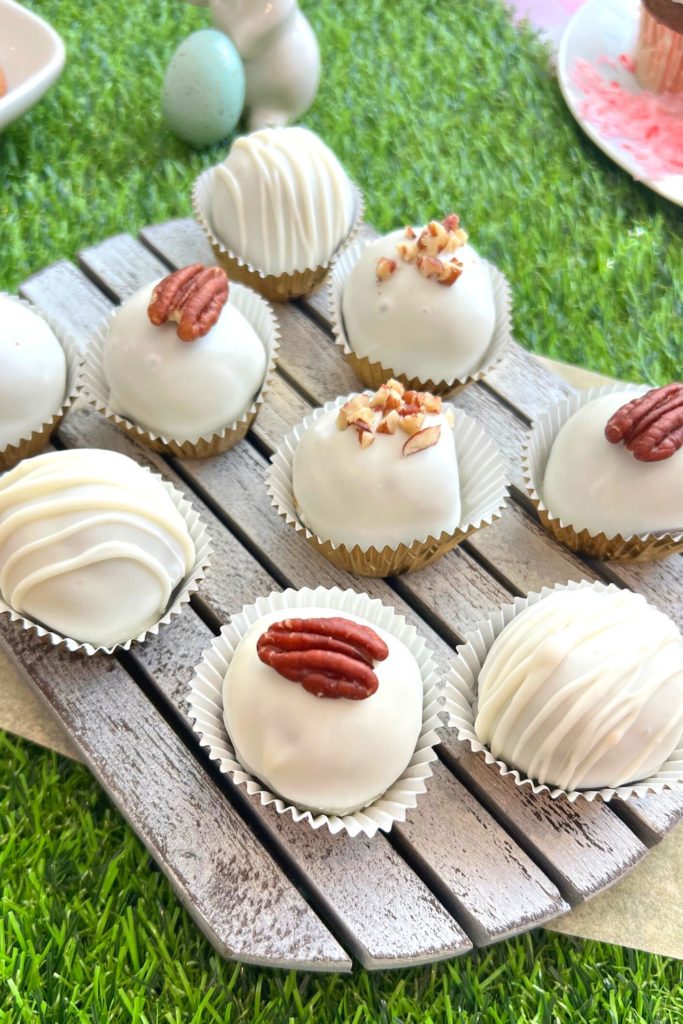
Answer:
xmin=0 ymin=0 xmax=65 ymax=131
xmin=557 ymin=0 xmax=683 ymax=206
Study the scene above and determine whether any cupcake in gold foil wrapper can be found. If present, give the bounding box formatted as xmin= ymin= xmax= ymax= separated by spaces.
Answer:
xmin=0 ymin=296 xmax=82 ymax=471
xmin=267 ymin=388 xmax=509 ymax=578
xmin=444 ymin=580 xmax=683 ymax=804
xmin=82 ymin=272 xmax=280 ymax=460
xmin=329 ymin=221 xmax=513 ymax=397
xmin=192 ymin=126 xmax=365 ymax=303
xmin=524 ymin=383 xmax=683 ymax=562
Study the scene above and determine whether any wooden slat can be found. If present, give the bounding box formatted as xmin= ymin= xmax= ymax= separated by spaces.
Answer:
xmin=391 ymin=761 xmax=569 ymax=945
xmin=439 ymin=745 xmax=646 ymax=903
xmin=133 ymin=226 xmax=679 ymax=898
xmin=78 ymin=233 xmax=168 ymax=301
xmin=0 ymin=622 xmax=348 ymax=971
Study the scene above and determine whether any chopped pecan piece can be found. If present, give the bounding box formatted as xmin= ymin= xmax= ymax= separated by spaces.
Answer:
xmin=147 ymin=263 xmax=229 ymax=341
xmin=604 ymin=383 xmax=683 ymax=462
xmin=376 ymin=257 xmax=397 ymax=282
xmin=402 ymin=425 xmax=441 ymax=456
xmin=257 ymin=617 xmax=389 ymax=699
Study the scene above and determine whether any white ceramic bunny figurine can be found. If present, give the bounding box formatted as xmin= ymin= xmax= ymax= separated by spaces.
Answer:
xmin=186 ymin=0 xmax=320 ymax=129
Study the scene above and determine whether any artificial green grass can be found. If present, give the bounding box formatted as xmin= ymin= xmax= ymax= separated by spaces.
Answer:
xmin=2 ymin=731 xmax=683 ymax=1024
xmin=1 ymin=1 xmax=683 ymax=1020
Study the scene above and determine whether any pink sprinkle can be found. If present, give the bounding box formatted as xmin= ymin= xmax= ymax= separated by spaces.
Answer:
xmin=572 ymin=56 xmax=683 ymax=180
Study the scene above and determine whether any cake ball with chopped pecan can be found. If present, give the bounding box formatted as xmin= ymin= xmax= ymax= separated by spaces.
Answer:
xmin=341 ymin=215 xmax=497 ymax=386
xmin=101 ymin=264 xmax=268 ymax=441
xmin=292 ymin=380 xmax=461 ymax=549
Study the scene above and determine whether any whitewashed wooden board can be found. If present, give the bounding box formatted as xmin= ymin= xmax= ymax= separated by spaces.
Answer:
xmin=1 ymin=217 xmax=681 ymax=972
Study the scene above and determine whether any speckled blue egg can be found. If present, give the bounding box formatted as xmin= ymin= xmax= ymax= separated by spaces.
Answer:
xmin=162 ymin=29 xmax=245 ymax=149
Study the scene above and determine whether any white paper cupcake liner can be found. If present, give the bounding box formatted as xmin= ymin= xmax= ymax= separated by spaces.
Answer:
xmin=81 ymin=282 xmax=280 ymax=459
xmin=192 ymin=167 xmax=365 ymax=302
xmin=523 ymin=383 xmax=683 ymax=561
xmin=0 ymin=296 xmax=82 ymax=471
xmin=187 ymin=585 xmax=444 ymax=837
xmin=444 ymin=579 xmax=683 ymax=803
xmin=266 ymin=394 xmax=509 ymax=577
xmin=329 ymin=238 xmax=513 ymax=395
xmin=0 ymin=468 xmax=212 ymax=656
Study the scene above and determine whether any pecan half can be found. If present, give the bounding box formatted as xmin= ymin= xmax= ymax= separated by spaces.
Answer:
xmin=604 ymin=383 xmax=683 ymax=462
xmin=257 ymin=617 xmax=389 ymax=700
xmin=147 ymin=263 xmax=229 ymax=341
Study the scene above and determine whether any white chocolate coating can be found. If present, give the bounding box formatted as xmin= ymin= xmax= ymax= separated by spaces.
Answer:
xmin=342 ymin=231 xmax=496 ymax=382
xmin=475 ymin=588 xmax=683 ymax=791
xmin=0 ymin=296 xmax=66 ymax=449
xmin=103 ymin=280 xmax=267 ymax=441
xmin=291 ymin=407 xmax=461 ymax=548
xmin=210 ymin=126 xmax=356 ymax=275
xmin=223 ymin=607 xmax=424 ymax=815
xmin=0 ymin=449 xmax=196 ymax=648
xmin=542 ymin=392 xmax=683 ymax=536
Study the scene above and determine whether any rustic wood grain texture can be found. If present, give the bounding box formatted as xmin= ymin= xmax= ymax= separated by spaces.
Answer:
xmin=440 ymin=745 xmax=647 ymax=903
xmin=391 ymin=760 xmax=569 ymax=945
xmin=78 ymin=234 xmax=168 ymax=302
xmin=0 ymin=622 xmax=348 ymax=971
xmin=4 ymin=220 xmax=675 ymax=969
xmin=617 ymin=792 xmax=683 ymax=846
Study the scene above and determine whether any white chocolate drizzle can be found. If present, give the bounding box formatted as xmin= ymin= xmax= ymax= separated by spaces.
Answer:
xmin=475 ymin=588 xmax=683 ymax=791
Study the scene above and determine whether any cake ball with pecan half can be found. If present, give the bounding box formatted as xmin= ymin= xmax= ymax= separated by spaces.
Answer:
xmin=100 ymin=264 xmax=268 ymax=443
xmin=542 ymin=384 xmax=683 ymax=538
xmin=222 ymin=607 xmax=424 ymax=815
xmin=340 ymin=215 xmax=500 ymax=387
xmin=292 ymin=381 xmax=461 ymax=551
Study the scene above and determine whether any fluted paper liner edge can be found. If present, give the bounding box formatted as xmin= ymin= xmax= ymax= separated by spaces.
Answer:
xmin=523 ymin=383 xmax=683 ymax=561
xmin=187 ymin=585 xmax=443 ymax=838
xmin=266 ymin=394 xmax=509 ymax=577
xmin=0 ymin=296 xmax=83 ymax=471
xmin=81 ymin=283 xmax=280 ymax=458
xmin=444 ymin=579 xmax=683 ymax=803
xmin=192 ymin=167 xmax=365 ymax=302
xmin=0 ymin=470 xmax=212 ymax=656
xmin=329 ymin=238 xmax=513 ymax=395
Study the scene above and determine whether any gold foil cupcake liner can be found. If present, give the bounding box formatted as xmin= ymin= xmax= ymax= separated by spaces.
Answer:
xmin=0 ymin=469 xmax=212 ymax=656
xmin=192 ymin=167 xmax=365 ymax=303
xmin=523 ymin=383 xmax=683 ymax=561
xmin=0 ymin=296 xmax=82 ymax=472
xmin=82 ymin=282 xmax=280 ymax=459
xmin=267 ymin=394 xmax=509 ymax=577
xmin=444 ymin=579 xmax=683 ymax=803
xmin=187 ymin=585 xmax=444 ymax=838
xmin=329 ymin=238 xmax=513 ymax=396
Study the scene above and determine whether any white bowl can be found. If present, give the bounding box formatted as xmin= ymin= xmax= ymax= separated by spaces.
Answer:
xmin=0 ymin=0 xmax=65 ymax=131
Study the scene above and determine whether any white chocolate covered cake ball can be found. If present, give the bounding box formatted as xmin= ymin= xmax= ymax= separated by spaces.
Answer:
xmin=210 ymin=126 xmax=357 ymax=275
xmin=0 ymin=449 xmax=196 ymax=648
xmin=0 ymin=296 xmax=67 ymax=449
xmin=292 ymin=381 xmax=461 ymax=549
xmin=475 ymin=587 xmax=683 ymax=792
xmin=342 ymin=217 xmax=496 ymax=383
xmin=103 ymin=265 xmax=267 ymax=441
xmin=223 ymin=607 xmax=424 ymax=815
xmin=542 ymin=385 xmax=683 ymax=537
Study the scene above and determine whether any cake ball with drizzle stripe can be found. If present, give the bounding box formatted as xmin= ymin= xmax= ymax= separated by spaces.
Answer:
xmin=474 ymin=587 xmax=683 ymax=792
xmin=0 ymin=449 xmax=195 ymax=648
